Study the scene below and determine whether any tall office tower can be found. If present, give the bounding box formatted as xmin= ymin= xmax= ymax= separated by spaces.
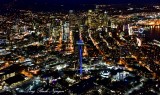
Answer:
xmin=104 ymin=11 xmax=108 ymax=27
xmin=69 ymin=10 xmax=77 ymax=28
xmin=79 ymin=13 xmax=86 ymax=26
xmin=128 ymin=24 xmax=133 ymax=36
xmin=62 ymin=22 xmax=70 ymax=42
xmin=123 ymin=24 xmax=129 ymax=33
xmin=95 ymin=5 xmax=99 ymax=14
xmin=98 ymin=13 xmax=104 ymax=27
xmin=104 ymin=11 xmax=109 ymax=33
xmin=87 ymin=10 xmax=93 ymax=27
xmin=73 ymin=29 xmax=80 ymax=53
xmin=69 ymin=9 xmax=77 ymax=50
xmin=128 ymin=27 xmax=133 ymax=36
xmin=64 ymin=21 xmax=70 ymax=53
xmin=107 ymin=19 xmax=112 ymax=32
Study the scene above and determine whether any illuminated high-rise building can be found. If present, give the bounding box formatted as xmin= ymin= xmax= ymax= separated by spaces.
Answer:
xmin=104 ymin=11 xmax=108 ymax=27
xmin=62 ymin=21 xmax=70 ymax=42
xmin=95 ymin=5 xmax=99 ymax=14
xmin=87 ymin=10 xmax=93 ymax=27
xmin=69 ymin=10 xmax=77 ymax=27
xmin=73 ymin=29 xmax=80 ymax=53
xmin=128 ymin=24 xmax=133 ymax=36
xmin=107 ymin=19 xmax=112 ymax=32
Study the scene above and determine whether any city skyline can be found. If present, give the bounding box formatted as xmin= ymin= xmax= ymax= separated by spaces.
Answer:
xmin=0 ymin=0 xmax=160 ymax=95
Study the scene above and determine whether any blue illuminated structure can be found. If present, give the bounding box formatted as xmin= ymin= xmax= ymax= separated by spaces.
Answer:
xmin=76 ymin=40 xmax=84 ymax=75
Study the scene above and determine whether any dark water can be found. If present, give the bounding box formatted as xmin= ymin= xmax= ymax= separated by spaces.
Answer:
xmin=150 ymin=26 xmax=160 ymax=41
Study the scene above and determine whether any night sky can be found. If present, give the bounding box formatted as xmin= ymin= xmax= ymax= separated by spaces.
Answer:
xmin=0 ymin=0 xmax=160 ymax=12
xmin=0 ymin=0 xmax=160 ymax=5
